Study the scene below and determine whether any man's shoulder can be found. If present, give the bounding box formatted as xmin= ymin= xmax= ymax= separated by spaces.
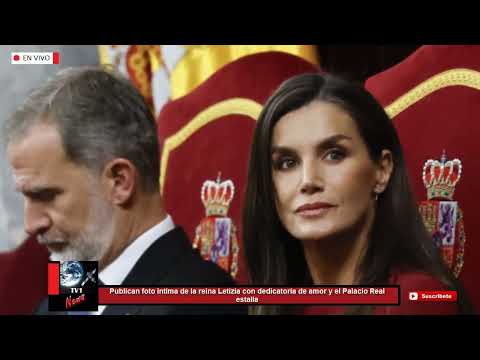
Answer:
xmin=168 ymin=247 xmax=236 ymax=286
xmin=33 ymin=297 xmax=49 ymax=315
xmin=137 ymin=226 xmax=236 ymax=286
xmin=33 ymin=298 xmax=67 ymax=315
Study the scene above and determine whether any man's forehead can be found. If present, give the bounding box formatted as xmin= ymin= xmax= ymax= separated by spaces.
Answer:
xmin=8 ymin=123 xmax=68 ymax=166
xmin=7 ymin=123 xmax=74 ymax=193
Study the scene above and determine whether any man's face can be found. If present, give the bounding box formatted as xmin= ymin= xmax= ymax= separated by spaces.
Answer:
xmin=7 ymin=122 xmax=115 ymax=262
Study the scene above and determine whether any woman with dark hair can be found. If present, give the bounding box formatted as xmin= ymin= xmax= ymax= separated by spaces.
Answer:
xmin=243 ymin=73 xmax=472 ymax=315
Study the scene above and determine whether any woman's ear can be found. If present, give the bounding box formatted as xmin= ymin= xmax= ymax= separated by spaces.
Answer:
xmin=374 ymin=150 xmax=394 ymax=194
xmin=102 ymin=158 xmax=137 ymax=205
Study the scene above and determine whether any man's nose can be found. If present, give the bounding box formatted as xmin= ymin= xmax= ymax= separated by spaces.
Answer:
xmin=24 ymin=200 xmax=51 ymax=236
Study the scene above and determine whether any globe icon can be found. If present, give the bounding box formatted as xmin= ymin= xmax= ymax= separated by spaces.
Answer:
xmin=60 ymin=261 xmax=85 ymax=288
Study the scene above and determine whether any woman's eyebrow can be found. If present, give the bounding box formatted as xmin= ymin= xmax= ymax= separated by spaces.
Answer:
xmin=272 ymin=134 xmax=352 ymax=155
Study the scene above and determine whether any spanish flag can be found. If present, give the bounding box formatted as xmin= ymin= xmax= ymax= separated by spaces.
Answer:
xmin=98 ymin=45 xmax=318 ymax=116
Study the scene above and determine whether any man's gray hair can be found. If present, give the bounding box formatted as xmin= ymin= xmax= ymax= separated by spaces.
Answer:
xmin=3 ymin=66 xmax=160 ymax=193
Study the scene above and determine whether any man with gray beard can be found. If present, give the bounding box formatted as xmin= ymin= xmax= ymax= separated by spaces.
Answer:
xmin=3 ymin=66 xmax=243 ymax=315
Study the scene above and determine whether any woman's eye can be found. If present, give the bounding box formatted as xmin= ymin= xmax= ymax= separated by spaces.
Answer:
xmin=325 ymin=149 xmax=345 ymax=162
xmin=281 ymin=159 xmax=296 ymax=169
xmin=274 ymin=157 xmax=297 ymax=170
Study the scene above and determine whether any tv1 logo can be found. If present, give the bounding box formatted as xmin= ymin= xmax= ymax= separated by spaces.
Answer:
xmin=48 ymin=261 xmax=98 ymax=312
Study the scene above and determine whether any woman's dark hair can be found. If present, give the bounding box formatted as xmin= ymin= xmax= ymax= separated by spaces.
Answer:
xmin=242 ymin=73 xmax=473 ymax=315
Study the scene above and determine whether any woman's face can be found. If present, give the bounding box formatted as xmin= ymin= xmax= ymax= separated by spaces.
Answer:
xmin=271 ymin=100 xmax=391 ymax=242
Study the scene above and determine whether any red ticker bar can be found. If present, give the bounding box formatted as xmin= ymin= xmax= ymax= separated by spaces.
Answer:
xmin=99 ymin=286 xmax=399 ymax=305
xmin=47 ymin=262 xmax=60 ymax=295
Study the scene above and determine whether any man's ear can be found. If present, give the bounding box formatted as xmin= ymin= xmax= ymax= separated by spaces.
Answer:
xmin=102 ymin=158 xmax=137 ymax=205
xmin=374 ymin=149 xmax=394 ymax=194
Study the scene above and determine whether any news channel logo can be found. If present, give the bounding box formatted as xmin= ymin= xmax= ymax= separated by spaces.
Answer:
xmin=49 ymin=261 xmax=99 ymax=312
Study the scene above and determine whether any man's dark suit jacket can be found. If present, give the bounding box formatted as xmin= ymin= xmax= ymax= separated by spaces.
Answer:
xmin=36 ymin=227 xmax=246 ymax=315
